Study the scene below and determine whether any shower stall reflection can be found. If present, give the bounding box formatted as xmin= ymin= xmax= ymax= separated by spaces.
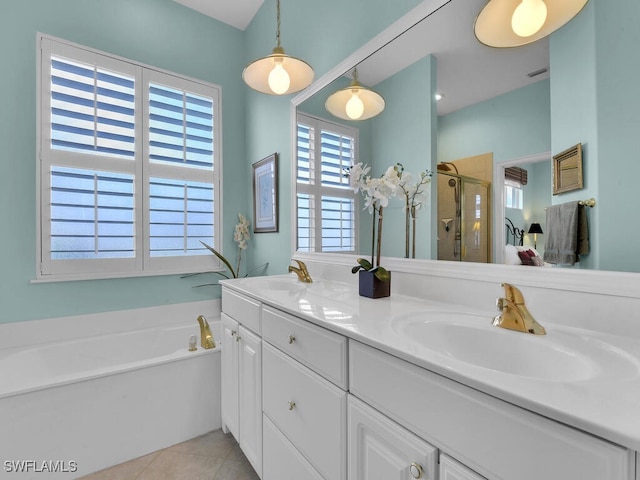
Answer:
xmin=437 ymin=172 xmax=491 ymax=263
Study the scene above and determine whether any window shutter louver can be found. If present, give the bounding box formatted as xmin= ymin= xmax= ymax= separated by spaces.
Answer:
xmin=320 ymin=130 xmax=353 ymax=188
xmin=149 ymin=84 xmax=214 ymax=169
xmin=296 ymin=113 xmax=358 ymax=253
xmin=149 ymin=178 xmax=214 ymax=257
xmin=50 ymin=167 xmax=135 ymax=259
xmin=40 ymin=36 xmax=221 ymax=278
xmin=51 ymin=56 xmax=136 ymax=158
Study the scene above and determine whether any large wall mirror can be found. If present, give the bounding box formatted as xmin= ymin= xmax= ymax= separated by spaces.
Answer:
xmin=291 ymin=0 xmax=639 ymax=275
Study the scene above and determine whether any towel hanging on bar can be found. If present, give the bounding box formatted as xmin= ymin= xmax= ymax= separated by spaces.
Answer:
xmin=543 ymin=201 xmax=589 ymax=265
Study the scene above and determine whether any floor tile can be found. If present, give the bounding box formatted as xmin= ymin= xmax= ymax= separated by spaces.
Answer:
xmin=167 ymin=430 xmax=235 ymax=459
xmin=213 ymin=460 xmax=260 ymax=480
xmin=77 ymin=452 xmax=159 ymax=480
xmin=137 ymin=450 xmax=225 ymax=480
xmin=226 ymin=444 xmax=246 ymax=461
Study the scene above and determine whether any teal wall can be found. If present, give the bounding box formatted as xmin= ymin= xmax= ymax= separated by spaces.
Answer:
xmin=0 ymin=0 xmax=246 ymax=323
xmin=549 ymin=2 xmax=598 ymax=270
xmin=369 ymin=55 xmax=436 ymax=259
xmin=0 ymin=0 xmax=424 ymax=324
xmin=438 ymin=79 xmax=551 ymax=165
xmin=437 ymin=80 xmax=551 ymax=262
xmin=526 ymin=161 xmax=552 ymax=256
xmin=244 ymin=0 xmax=424 ymax=277
xmin=551 ymin=0 xmax=640 ymax=272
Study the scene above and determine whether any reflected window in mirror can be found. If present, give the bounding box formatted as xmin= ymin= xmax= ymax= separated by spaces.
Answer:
xmin=295 ymin=113 xmax=359 ymax=253
xmin=504 ymin=180 xmax=523 ymax=210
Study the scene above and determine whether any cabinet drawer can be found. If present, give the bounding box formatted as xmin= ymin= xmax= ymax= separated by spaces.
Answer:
xmin=262 ymin=305 xmax=348 ymax=388
xmin=263 ymin=342 xmax=347 ymax=480
xmin=263 ymin=415 xmax=324 ymax=480
xmin=221 ymin=287 xmax=260 ymax=334
xmin=350 ymin=341 xmax=631 ymax=480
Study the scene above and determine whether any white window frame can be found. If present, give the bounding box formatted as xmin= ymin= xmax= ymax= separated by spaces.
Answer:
xmin=504 ymin=179 xmax=524 ymax=210
xmin=36 ymin=33 xmax=222 ymax=281
xmin=295 ymin=112 xmax=359 ymax=253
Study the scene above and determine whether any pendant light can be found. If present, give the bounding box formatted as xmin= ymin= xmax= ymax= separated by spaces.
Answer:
xmin=242 ymin=0 xmax=314 ymax=95
xmin=325 ymin=68 xmax=385 ymax=121
xmin=474 ymin=0 xmax=589 ymax=48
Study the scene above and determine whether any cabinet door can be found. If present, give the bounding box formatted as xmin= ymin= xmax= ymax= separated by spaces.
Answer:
xmin=349 ymin=395 xmax=438 ymax=480
xmin=221 ymin=314 xmax=239 ymax=440
xmin=238 ymin=325 xmax=262 ymax=478
xmin=440 ymin=455 xmax=486 ymax=480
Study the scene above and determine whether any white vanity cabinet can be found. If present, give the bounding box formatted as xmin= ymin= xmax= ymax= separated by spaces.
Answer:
xmin=349 ymin=340 xmax=632 ymax=480
xmin=222 ymin=278 xmax=636 ymax=480
xmin=220 ymin=288 xmax=262 ymax=478
xmin=348 ymin=395 xmax=438 ymax=480
xmin=261 ymin=305 xmax=348 ymax=480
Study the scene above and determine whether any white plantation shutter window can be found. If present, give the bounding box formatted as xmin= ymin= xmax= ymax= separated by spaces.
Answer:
xmin=38 ymin=35 xmax=221 ymax=279
xmin=296 ymin=113 xmax=358 ymax=253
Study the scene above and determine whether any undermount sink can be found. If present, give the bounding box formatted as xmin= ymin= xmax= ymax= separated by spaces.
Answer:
xmin=392 ymin=312 xmax=640 ymax=382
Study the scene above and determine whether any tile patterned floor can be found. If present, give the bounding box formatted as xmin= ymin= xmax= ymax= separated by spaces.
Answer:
xmin=78 ymin=429 xmax=259 ymax=480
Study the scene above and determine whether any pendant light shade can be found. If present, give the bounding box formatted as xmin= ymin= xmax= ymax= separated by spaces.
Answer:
xmin=325 ymin=69 xmax=385 ymax=121
xmin=243 ymin=0 xmax=314 ymax=95
xmin=474 ymin=0 xmax=589 ymax=48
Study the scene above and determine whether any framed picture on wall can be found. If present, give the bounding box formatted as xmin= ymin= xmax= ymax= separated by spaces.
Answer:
xmin=252 ymin=153 xmax=279 ymax=233
xmin=553 ymin=143 xmax=583 ymax=195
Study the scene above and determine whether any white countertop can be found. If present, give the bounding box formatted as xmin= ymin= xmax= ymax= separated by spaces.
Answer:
xmin=221 ymin=274 xmax=640 ymax=451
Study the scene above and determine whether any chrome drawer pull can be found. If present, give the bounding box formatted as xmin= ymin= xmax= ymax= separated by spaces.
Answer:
xmin=409 ymin=462 xmax=424 ymax=479
xmin=288 ymin=400 xmax=296 ymax=411
xmin=288 ymin=334 xmax=296 ymax=344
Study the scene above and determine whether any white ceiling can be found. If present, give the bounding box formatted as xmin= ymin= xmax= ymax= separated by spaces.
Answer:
xmin=173 ymin=0 xmax=263 ymax=30
xmin=175 ymin=0 xmax=549 ymax=115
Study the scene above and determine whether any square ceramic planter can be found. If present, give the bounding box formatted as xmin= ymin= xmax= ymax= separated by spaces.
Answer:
xmin=358 ymin=270 xmax=391 ymax=299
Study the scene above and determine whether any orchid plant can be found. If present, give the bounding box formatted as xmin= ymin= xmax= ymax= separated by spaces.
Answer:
xmin=347 ymin=162 xmax=401 ymax=281
xmin=392 ymin=163 xmax=432 ymax=258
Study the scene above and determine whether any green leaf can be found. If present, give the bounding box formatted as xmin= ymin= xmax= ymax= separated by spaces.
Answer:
xmin=243 ymin=262 xmax=270 ymax=278
xmin=374 ymin=266 xmax=391 ymax=282
xmin=356 ymin=257 xmax=373 ymax=271
xmin=351 ymin=265 xmax=362 ymax=274
xmin=200 ymin=241 xmax=237 ymax=278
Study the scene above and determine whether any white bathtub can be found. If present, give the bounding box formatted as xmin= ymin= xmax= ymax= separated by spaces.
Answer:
xmin=0 ymin=302 xmax=222 ymax=478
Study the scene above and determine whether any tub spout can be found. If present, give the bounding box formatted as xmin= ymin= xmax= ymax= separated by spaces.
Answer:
xmin=197 ymin=315 xmax=216 ymax=349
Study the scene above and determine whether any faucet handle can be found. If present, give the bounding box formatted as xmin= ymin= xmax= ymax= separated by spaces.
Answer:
xmin=292 ymin=259 xmax=308 ymax=270
xmin=501 ymin=282 xmax=526 ymax=304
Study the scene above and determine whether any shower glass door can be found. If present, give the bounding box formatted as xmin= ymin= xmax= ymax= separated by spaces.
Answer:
xmin=437 ymin=173 xmax=491 ymax=263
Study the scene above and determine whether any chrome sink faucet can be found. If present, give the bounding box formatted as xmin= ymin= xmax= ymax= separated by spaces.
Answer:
xmin=288 ymin=259 xmax=312 ymax=283
xmin=493 ymin=283 xmax=546 ymax=335
xmin=197 ymin=315 xmax=216 ymax=349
